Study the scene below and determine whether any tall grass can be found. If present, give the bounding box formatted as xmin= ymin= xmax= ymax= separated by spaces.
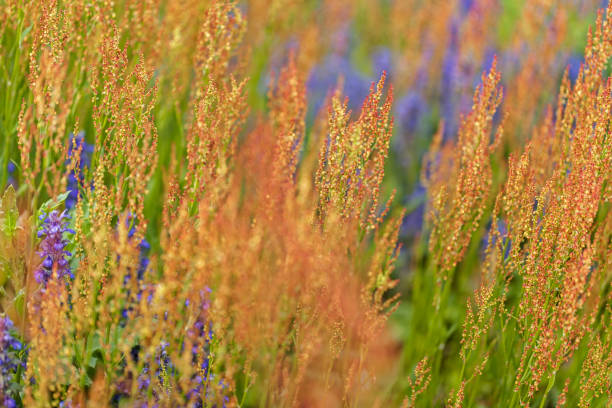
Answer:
xmin=0 ymin=0 xmax=610 ymax=407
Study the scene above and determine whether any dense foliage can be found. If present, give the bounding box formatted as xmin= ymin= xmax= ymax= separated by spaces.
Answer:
xmin=0 ymin=0 xmax=610 ymax=406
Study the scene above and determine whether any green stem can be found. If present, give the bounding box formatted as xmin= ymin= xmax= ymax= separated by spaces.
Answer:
xmin=509 ymin=388 xmax=519 ymax=407
xmin=539 ymin=373 xmax=556 ymax=408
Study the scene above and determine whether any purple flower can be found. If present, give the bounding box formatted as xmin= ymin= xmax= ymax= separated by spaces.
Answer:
xmin=307 ymin=54 xmax=371 ymax=117
xmin=0 ymin=316 xmax=26 ymax=407
xmin=372 ymin=47 xmax=392 ymax=78
xmin=124 ymin=288 xmax=226 ymax=408
xmin=35 ymin=210 xmax=75 ymax=287
xmin=440 ymin=18 xmax=489 ymax=140
xmin=481 ymin=219 xmax=510 ymax=260
xmin=6 ymin=162 xmax=17 ymax=188
xmin=66 ymin=131 xmax=94 ymax=210
xmin=3 ymin=396 xmax=16 ymax=408
xmin=119 ymin=214 xmax=152 ymax=321
xmin=460 ymin=0 xmax=474 ymax=13
xmin=566 ymin=54 xmax=583 ymax=83
xmin=440 ymin=20 xmax=461 ymax=140
xmin=401 ymin=184 xmax=426 ymax=237
xmin=396 ymin=91 xmax=427 ymax=135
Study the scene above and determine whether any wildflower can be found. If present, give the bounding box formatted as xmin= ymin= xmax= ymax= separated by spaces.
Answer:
xmin=307 ymin=53 xmax=371 ymax=116
xmin=396 ymin=91 xmax=428 ymax=135
xmin=6 ymin=163 xmax=16 ymax=188
xmin=440 ymin=20 xmax=461 ymax=140
xmin=400 ymin=184 xmax=426 ymax=237
xmin=372 ymin=47 xmax=393 ymax=77
xmin=119 ymin=215 xmax=151 ymax=321
xmin=119 ymin=288 xmax=225 ymax=407
xmin=439 ymin=11 xmax=487 ymax=141
xmin=35 ymin=210 xmax=74 ymax=287
xmin=566 ymin=53 xmax=583 ymax=83
xmin=0 ymin=316 xmax=26 ymax=408
xmin=65 ymin=131 xmax=94 ymax=210
xmin=460 ymin=0 xmax=474 ymax=14
xmin=126 ymin=217 xmax=151 ymax=281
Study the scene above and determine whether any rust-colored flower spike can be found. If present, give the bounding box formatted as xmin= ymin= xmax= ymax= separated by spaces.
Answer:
xmin=578 ymin=315 xmax=612 ymax=408
xmin=503 ymin=4 xmax=612 ymax=403
xmin=25 ymin=274 xmax=75 ymax=406
xmin=555 ymin=378 xmax=570 ymax=408
xmin=87 ymin=21 xmax=158 ymax=243
xmin=268 ymin=52 xmax=307 ymax=197
xmin=389 ymin=0 xmax=456 ymax=93
xmin=363 ymin=209 xmax=404 ymax=315
xmin=193 ymin=0 xmax=246 ymax=97
xmin=18 ymin=0 xmax=74 ymax=202
xmin=307 ymin=73 xmax=403 ymax=327
xmin=294 ymin=87 xmax=335 ymax=209
xmin=314 ymin=72 xmax=394 ymax=232
xmin=459 ymin=252 xmax=498 ymax=362
xmin=593 ymin=204 xmax=612 ymax=281
xmin=499 ymin=146 xmax=537 ymax=274
xmin=424 ymin=58 xmax=503 ymax=289
xmin=15 ymin=0 xmax=100 ymax=204
xmin=116 ymin=0 xmax=163 ymax=68
xmin=162 ymin=1 xmax=247 ymax=222
xmin=502 ymin=0 xmax=577 ymax=145
xmin=401 ymin=357 xmax=432 ymax=408
xmin=168 ymin=76 xmax=248 ymax=218
xmin=452 ymin=141 xmax=537 ymax=403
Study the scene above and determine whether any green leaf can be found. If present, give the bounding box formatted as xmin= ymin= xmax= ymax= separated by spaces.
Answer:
xmin=13 ymin=289 xmax=25 ymax=318
xmin=37 ymin=191 xmax=72 ymax=227
xmin=56 ymin=190 xmax=71 ymax=204
xmin=87 ymin=355 xmax=98 ymax=368
xmin=0 ymin=185 xmax=19 ymax=238
xmin=0 ymin=258 xmax=9 ymax=286
xmin=86 ymin=332 xmax=102 ymax=355
xmin=19 ymin=25 xmax=32 ymax=46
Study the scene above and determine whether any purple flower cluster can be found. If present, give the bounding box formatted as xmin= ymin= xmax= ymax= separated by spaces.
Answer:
xmin=480 ymin=219 xmax=511 ymax=261
xmin=396 ymin=91 xmax=428 ymax=136
xmin=119 ymin=216 xmax=152 ymax=322
xmin=0 ymin=316 xmax=25 ymax=408
xmin=307 ymin=53 xmax=372 ymax=116
xmin=116 ymin=288 xmax=228 ymax=408
xmin=6 ymin=162 xmax=17 ymax=188
xmin=401 ymin=183 xmax=426 ymax=238
xmin=566 ymin=53 xmax=584 ymax=83
xmin=35 ymin=210 xmax=75 ymax=287
xmin=128 ymin=223 xmax=151 ymax=281
xmin=185 ymin=288 xmax=226 ymax=408
xmin=66 ymin=131 xmax=94 ymax=210
xmin=440 ymin=21 xmax=468 ymax=140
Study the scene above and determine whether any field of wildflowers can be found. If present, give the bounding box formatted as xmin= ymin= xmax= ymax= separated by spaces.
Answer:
xmin=0 ymin=0 xmax=611 ymax=406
